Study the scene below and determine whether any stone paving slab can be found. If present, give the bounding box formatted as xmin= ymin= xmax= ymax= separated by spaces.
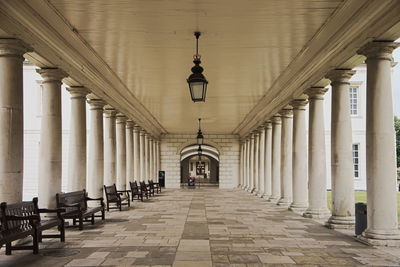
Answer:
xmin=1 ymin=188 xmax=400 ymax=266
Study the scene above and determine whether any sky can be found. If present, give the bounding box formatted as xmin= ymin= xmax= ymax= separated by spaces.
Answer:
xmin=393 ymin=42 xmax=400 ymax=116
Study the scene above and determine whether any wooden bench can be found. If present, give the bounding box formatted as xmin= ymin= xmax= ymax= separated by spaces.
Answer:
xmin=149 ymin=180 xmax=161 ymax=194
xmin=129 ymin=181 xmax=145 ymax=202
xmin=0 ymin=197 xmax=65 ymax=255
xmin=140 ymin=181 xmax=154 ymax=197
xmin=56 ymin=190 xmax=105 ymax=230
xmin=103 ymin=184 xmax=130 ymax=211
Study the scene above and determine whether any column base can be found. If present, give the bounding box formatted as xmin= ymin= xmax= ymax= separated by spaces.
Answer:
xmin=357 ymin=229 xmax=400 ymax=247
xmin=277 ymin=198 xmax=292 ymax=207
xmin=262 ymin=194 xmax=271 ymax=200
xmin=289 ymin=203 xmax=308 ymax=214
xmin=257 ymin=192 xmax=264 ymax=198
xmin=303 ymin=208 xmax=331 ymax=219
xmin=326 ymin=216 xmax=355 ymax=229
xmin=268 ymin=196 xmax=280 ymax=204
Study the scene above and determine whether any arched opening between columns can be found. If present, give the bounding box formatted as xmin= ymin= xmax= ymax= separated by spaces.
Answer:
xmin=180 ymin=144 xmax=220 ymax=187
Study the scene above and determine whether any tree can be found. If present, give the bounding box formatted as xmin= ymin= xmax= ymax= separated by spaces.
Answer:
xmin=395 ymin=116 xmax=400 ymax=168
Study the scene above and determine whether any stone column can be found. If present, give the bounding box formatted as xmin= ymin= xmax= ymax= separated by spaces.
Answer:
xmin=133 ymin=124 xmax=140 ymax=181
xmin=278 ymin=108 xmax=293 ymax=207
xmin=0 ymin=39 xmax=26 ymax=203
xmin=103 ymin=106 xmax=117 ymax=186
xmin=144 ymin=133 xmax=150 ymax=182
xmin=249 ymin=133 xmax=255 ymax=192
xmin=303 ymin=87 xmax=330 ymax=218
xmin=246 ymin=137 xmax=251 ymax=190
xmin=358 ymin=41 xmax=400 ymax=243
xmin=67 ymin=86 xmax=89 ymax=191
xmin=239 ymin=140 xmax=244 ymax=187
xmin=253 ymin=130 xmax=260 ymax=194
xmin=116 ymin=113 xmax=127 ymax=190
xmin=326 ymin=69 xmax=356 ymax=228
xmin=289 ymin=99 xmax=309 ymax=213
xmin=139 ymin=130 xmax=146 ymax=181
xmin=153 ymin=139 xmax=158 ymax=179
xmin=270 ymin=115 xmax=282 ymax=203
xmin=37 ymin=68 xmax=66 ymax=208
xmin=264 ymin=121 xmax=273 ymax=199
xmin=258 ymin=127 xmax=265 ymax=197
xmin=87 ymin=97 xmax=106 ymax=198
xmin=126 ymin=120 xmax=134 ymax=189
xmin=243 ymin=138 xmax=248 ymax=190
xmin=149 ymin=137 xmax=154 ymax=180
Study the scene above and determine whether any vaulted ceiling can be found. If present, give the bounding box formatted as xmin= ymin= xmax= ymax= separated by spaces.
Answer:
xmin=0 ymin=0 xmax=399 ymax=137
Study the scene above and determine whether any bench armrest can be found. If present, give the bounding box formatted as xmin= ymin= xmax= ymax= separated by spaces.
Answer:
xmin=117 ymin=190 xmax=130 ymax=193
xmin=86 ymin=197 xmax=103 ymax=201
xmin=38 ymin=208 xmax=66 ymax=213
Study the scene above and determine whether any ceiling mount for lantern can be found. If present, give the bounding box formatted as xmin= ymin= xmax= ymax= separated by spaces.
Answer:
xmin=187 ymin=31 xmax=208 ymax=102
xmin=196 ymin=118 xmax=204 ymax=145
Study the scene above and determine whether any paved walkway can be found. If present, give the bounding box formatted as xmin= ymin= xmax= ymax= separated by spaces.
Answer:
xmin=1 ymin=188 xmax=400 ymax=266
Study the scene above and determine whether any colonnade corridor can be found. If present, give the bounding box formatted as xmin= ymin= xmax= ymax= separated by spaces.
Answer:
xmin=1 ymin=188 xmax=400 ymax=267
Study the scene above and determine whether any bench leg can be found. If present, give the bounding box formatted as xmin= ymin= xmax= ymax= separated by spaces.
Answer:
xmin=79 ymin=215 xmax=84 ymax=230
xmin=107 ymin=202 xmax=110 ymax=212
xmin=59 ymin=220 xmax=65 ymax=242
xmin=119 ymin=201 xmax=122 ymax=211
xmin=91 ymin=214 xmax=95 ymax=225
xmin=5 ymin=242 xmax=11 ymax=255
xmin=102 ymin=209 xmax=105 ymax=220
xmin=38 ymin=231 xmax=43 ymax=242
xmin=128 ymin=197 xmax=131 ymax=207
xmin=72 ymin=218 xmax=76 ymax=226
xmin=32 ymin=232 xmax=39 ymax=254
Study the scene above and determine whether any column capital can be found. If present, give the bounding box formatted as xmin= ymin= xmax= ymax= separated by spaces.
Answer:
xmin=272 ymin=115 xmax=282 ymax=124
xmin=326 ymin=69 xmax=356 ymax=85
xmin=257 ymin=125 xmax=266 ymax=132
xmin=291 ymin=99 xmax=308 ymax=110
xmin=305 ymin=87 xmax=328 ymax=100
xmin=36 ymin=68 xmax=67 ymax=83
xmin=280 ymin=107 xmax=293 ymax=117
xmin=0 ymin=39 xmax=28 ymax=58
xmin=87 ymin=98 xmax=106 ymax=110
xmin=67 ymin=86 xmax=90 ymax=99
xmin=103 ymin=105 xmax=117 ymax=117
xmin=126 ymin=120 xmax=134 ymax=129
xmin=133 ymin=124 xmax=141 ymax=132
xmin=116 ymin=113 xmax=127 ymax=123
xmin=264 ymin=120 xmax=272 ymax=129
xmin=140 ymin=129 xmax=147 ymax=136
xmin=358 ymin=41 xmax=400 ymax=61
xmin=252 ymin=129 xmax=260 ymax=136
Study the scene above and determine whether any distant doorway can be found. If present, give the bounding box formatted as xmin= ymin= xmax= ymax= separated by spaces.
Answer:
xmin=180 ymin=144 xmax=220 ymax=186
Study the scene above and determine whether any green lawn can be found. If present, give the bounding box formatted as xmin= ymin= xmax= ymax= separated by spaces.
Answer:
xmin=327 ymin=191 xmax=400 ymax=222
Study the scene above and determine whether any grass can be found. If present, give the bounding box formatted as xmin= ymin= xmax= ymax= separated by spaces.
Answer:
xmin=327 ymin=191 xmax=400 ymax=223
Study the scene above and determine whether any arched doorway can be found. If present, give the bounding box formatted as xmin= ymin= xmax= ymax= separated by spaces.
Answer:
xmin=180 ymin=144 xmax=220 ymax=186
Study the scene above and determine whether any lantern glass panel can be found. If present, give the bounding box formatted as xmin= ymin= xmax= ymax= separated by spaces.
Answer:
xmin=189 ymin=81 xmax=206 ymax=101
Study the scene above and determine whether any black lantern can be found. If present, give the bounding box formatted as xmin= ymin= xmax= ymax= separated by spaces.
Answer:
xmin=196 ymin=118 xmax=204 ymax=145
xmin=187 ymin=32 xmax=208 ymax=102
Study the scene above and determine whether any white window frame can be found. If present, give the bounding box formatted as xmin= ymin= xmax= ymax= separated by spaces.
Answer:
xmin=349 ymin=86 xmax=359 ymax=116
xmin=352 ymin=143 xmax=360 ymax=179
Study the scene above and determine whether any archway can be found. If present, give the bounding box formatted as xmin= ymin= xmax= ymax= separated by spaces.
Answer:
xmin=180 ymin=144 xmax=220 ymax=186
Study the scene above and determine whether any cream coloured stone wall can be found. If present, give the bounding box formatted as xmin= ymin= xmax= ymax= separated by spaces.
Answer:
xmin=160 ymin=134 xmax=240 ymax=188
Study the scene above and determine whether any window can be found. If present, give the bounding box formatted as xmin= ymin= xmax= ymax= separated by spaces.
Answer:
xmin=352 ymin=144 xmax=359 ymax=178
xmin=349 ymin=86 xmax=358 ymax=116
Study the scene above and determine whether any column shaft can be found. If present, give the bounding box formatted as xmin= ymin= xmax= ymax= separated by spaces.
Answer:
xmin=144 ymin=134 xmax=150 ymax=182
xmin=270 ymin=115 xmax=282 ymax=203
xmin=278 ymin=108 xmax=293 ymax=207
xmin=116 ymin=113 xmax=127 ymax=190
xmin=37 ymin=68 xmax=66 ymax=208
xmin=264 ymin=122 xmax=272 ymax=199
xmin=327 ymin=69 xmax=356 ymax=228
xmin=0 ymin=39 xmax=26 ymax=202
xmin=139 ymin=130 xmax=146 ymax=181
xmin=67 ymin=87 xmax=89 ymax=191
xmin=249 ymin=134 xmax=255 ymax=192
xmin=253 ymin=131 xmax=259 ymax=194
xmin=258 ymin=128 xmax=266 ymax=197
xmin=126 ymin=120 xmax=134 ymax=189
xmin=290 ymin=100 xmax=309 ymax=212
xmin=303 ymin=87 xmax=330 ymax=218
xmin=103 ymin=106 xmax=116 ymax=186
xmin=133 ymin=125 xmax=140 ymax=181
xmin=87 ymin=98 xmax=105 ymax=198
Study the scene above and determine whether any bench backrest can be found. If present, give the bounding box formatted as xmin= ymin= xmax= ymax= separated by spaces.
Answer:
xmin=139 ymin=181 xmax=147 ymax=191
xmin=104 ymin=184 xmax=119 ymax=201
xmin=0 ymin=198 xmax=38 ymax=238
xmin=129 ymin=181 xmax=139 ymax=193
xmin=56 ymin=190 xmax=87 ymax=213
